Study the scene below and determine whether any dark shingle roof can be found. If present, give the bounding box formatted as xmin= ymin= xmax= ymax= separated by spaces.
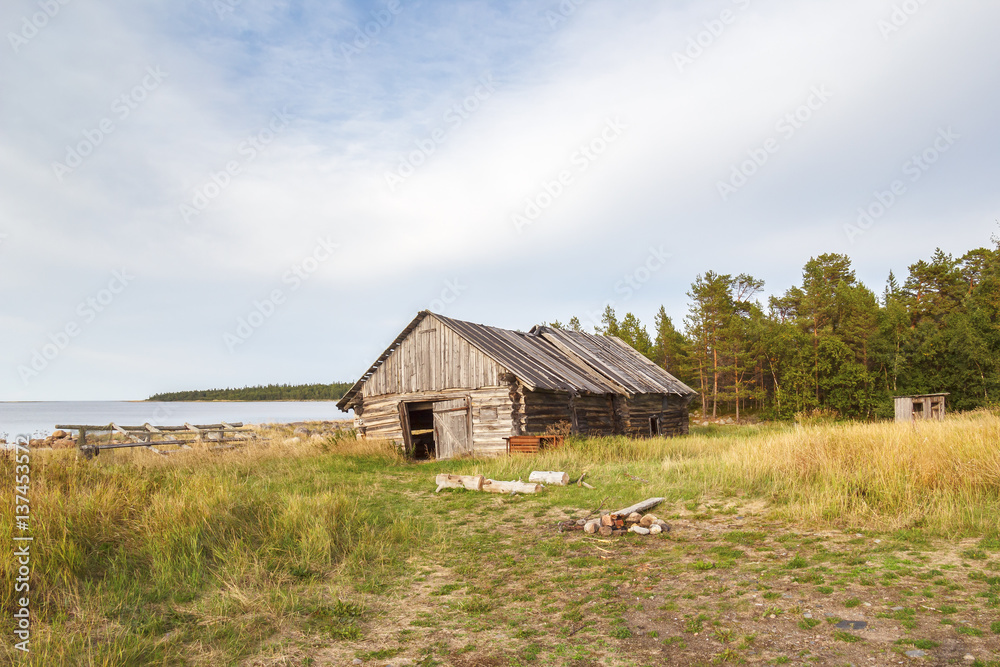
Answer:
xmin=532 ymin=326 xmax=696 ymax=397
xmin=337 ymin=312 xmax=695 ymax=410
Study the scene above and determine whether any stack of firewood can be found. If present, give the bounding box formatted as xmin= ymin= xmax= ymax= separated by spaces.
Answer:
xmin=560 ymin=511 xmax=670 ymax=536
xmin=558 ymin=497 xmax=670 ymax=537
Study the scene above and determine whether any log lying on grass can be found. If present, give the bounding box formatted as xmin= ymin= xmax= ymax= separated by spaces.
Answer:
xmin=435 ymin=474 xmax=485 ymax=493
xmin=528 ymin=471 xmax=569 ymax=486
xmin=482 ymin=479 xmax=543 ymax=494
xmin=614 ymin=497 xmax=665 ymax=516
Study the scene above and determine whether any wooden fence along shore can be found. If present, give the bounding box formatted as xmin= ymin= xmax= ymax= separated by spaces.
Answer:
xmin=55 ymin=422 xmax=252 ymax=458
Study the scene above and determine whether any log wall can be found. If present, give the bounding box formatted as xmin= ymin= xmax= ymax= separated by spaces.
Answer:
xmin=574 ymin=394 xmax=617 ymax=435
xmin=521 ymin=389 xmax=575 ymax=435
xmin=519 ymin=390 xmax=690 ymax=437
xmin=663 ymin=395 xmax=690 ymax=436
xmin=625 ymin=394 xmax=663 ymax=437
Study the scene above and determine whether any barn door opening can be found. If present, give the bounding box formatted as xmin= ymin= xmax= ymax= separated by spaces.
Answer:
xmin=404 ymin=402 xmax=436 ymax=459
xmin=433 ymin=398 xmax=471 ymax=460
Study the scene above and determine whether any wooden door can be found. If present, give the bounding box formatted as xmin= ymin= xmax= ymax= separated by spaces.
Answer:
xmin=433 ymin=398 xmax=471 ymax=459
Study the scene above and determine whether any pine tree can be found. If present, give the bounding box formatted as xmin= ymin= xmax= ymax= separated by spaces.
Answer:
xmin=596 ymin=305 xmax=621 ymax=338
xmin=617 ymin=313 xmax=654 ymax=359
xmin=653 ymin=306 xmax=689 ymax=381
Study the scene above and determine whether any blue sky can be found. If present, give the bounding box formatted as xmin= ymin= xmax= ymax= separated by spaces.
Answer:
xmin=2 ymin=0 xmax=999 ymax=400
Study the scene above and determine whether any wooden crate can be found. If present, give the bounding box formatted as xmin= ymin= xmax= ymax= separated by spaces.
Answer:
xmin=504 ymin=435 xmax=564 ymax=455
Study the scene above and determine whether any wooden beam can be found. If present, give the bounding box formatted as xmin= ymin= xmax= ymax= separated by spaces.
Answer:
xmin=613 ymin=497 xmax=665 ymax=517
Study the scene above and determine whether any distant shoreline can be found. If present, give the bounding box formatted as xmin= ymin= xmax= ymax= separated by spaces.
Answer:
xmin=142 ymin=399 xmax=342 ymax=403
xmin=146 ymin=383 xmax=352 ymax=403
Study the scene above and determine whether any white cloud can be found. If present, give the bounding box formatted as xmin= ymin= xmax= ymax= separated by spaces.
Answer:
xmin=2 ymin=0 xmax=999 ymax=399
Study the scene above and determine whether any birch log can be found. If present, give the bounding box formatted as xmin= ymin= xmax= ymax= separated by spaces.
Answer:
xmin=482 ymin=479 xmax=542 ymax=494
xmin=613 ymin=497 xmax=665 ymax=517
xmin=528 ymin=471 xmax=569 ymax=486
xmin=435 ymin=474 xmax=485 ymax=493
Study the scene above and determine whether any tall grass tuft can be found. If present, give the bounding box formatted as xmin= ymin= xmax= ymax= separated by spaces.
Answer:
xmin=0 ymin=432 xmax=421 ymax=665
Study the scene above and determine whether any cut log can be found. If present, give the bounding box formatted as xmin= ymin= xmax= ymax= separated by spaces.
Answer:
xmin=529 ymin=471 xmax=569 ymax=486
xmin=435 ymin=474 xmax=485 ymax=493
xmin=482 ymin=479 xmax=542 ymax=494
xmin=613 ymin=497 xmax=665 ymax=517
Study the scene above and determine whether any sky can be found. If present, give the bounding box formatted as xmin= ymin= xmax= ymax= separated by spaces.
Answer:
xmin=1 ymin=0 xmax=999 ymax=401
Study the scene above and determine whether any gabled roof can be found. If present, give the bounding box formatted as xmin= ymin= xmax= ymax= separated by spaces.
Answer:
xmin=433 ymin=313 xmax=620 ymax=395
xmin=532 ymin=326 xmax=696 ymax=397
xmin=337 ymin=311 xmax=695 ymax=410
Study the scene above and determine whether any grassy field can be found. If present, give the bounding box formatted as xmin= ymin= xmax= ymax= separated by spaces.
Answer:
xmin=3 ymin=413 xmax=1000 ymax=665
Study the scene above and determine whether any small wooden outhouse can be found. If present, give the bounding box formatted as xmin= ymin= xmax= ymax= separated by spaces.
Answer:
xmin=893 ymin=393 xmax=948 ymax=422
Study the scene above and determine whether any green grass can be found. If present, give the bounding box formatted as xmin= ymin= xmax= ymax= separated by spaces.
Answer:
xmin=5 ymin=413 xmax=1000 ymax=665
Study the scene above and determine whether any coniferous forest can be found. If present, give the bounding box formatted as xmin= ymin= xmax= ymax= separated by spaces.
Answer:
xmin=550 ymin=237 xmax=1000 ymax=420
xmin=147 ymin=383 xmax=353 ymax=402
xmin=151 ymin=238 xmax=1000 ymax=420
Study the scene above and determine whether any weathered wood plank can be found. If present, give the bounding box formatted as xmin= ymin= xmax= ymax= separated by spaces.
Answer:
xmin=613 ymin=497 xmax=665 ymax=517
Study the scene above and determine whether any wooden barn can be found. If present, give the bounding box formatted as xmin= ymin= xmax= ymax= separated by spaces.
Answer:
xmin=336 ymin=311 xmax=696 ymax=459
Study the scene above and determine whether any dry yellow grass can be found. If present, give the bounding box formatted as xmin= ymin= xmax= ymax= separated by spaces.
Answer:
xmin=717 ymin=410 xmax=1000 ymax=533
xmin=453 ymin=410 xmax=1000 ymax=535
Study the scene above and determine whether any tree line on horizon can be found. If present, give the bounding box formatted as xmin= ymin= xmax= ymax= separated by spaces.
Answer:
xmin=148 ymin=383 xmax=354 ymax=402
xmin=547 ymin=235 xmax=1000 ymax=420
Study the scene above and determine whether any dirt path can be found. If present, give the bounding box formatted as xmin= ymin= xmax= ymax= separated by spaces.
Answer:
xmin=305 ymin=498 xmax=1000 ymax=666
